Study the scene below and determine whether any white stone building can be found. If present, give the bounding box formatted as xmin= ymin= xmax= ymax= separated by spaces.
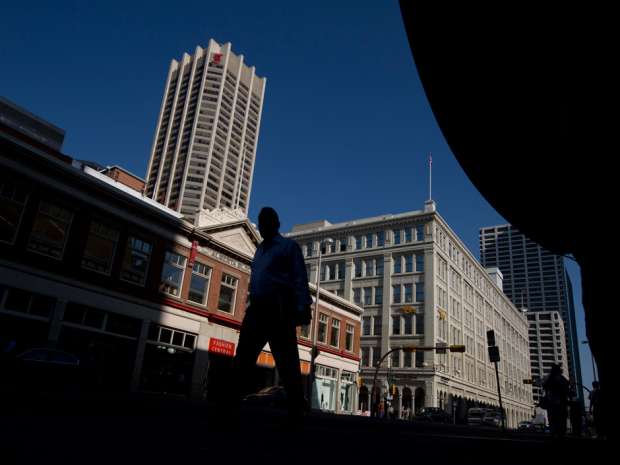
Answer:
xmin=286 ymin=201 xmax=534 ymax=427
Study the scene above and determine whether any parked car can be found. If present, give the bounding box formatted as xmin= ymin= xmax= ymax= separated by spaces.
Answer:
xmin=467 ymin=408 xmax=489 ymax=426
xmin=482 ymin=409 xmax=503 ymax=427
xmin=12 ymin=348 xmax=81 ymax=395
xmin=416 ymin=407 xmax=452 ymax=423
xmin=518 ymin=421 xmax=534 ymax=431
xmin=242 ymin=386 xmax=288 ymax=409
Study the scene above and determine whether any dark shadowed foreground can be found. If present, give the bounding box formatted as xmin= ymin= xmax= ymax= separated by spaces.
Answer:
xmin=1 ymin=395 xmax=605 ymax=465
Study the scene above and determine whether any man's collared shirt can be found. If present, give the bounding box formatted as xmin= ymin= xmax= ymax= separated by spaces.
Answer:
xmin=250 ymin=234 xmax=311 ymax=312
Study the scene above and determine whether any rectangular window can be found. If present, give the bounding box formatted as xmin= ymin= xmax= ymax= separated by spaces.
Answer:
xmin=373 ymin=316 xmax=382 ymax=336
xmin=330 ymin=319 xmax=340 ymax=347
xmin=393 ymin=256 xmax=402 ymax=274
xmin=363 ymin=316 xmax=372 ymax=336
xmin=366 ymin=233 xmax=373 ymax=248
xmin=404 ymin=283 xmax=413 ymax=303
xmin=355 ymin=258 xmax=362 ymax=278
xmin=217 ymin=273 xmax=238 ymax=313
xmin=188 ymin=262 xmax=212 ymax=305
xmin=81 ymin=221 xmax=119 ymax=274
xmin=375 ymin=286 xmax=383 ymax=305
xmin=355 ymin=236 xmax=363 ymax=250
xmin=392 ymin=315 xmax=401 ymax=335
xmin=405 ymin=254 xmax=414 ymax=273
xmin=392 ymin=285 xmax=401 ymax=303
xmin=405 ymin=228 xmax=413 ymax=242
xmin=391 ymin=350 xmax=400 ymax=368
xmin=27 ymin=201 xmax=73 ymax=259
xmin=120 ymin=236 xmax=153 ymax=286
xmin=345 ymin=324 xmax=354 ymax=352
xmin=404 ymin=314 xmax=413 ymax=334
xmin=415 ymin=351 xmax=425 ymax=367
xmin=372 ymin=347 xmax=381 ymax=367
xmin=416 ymin=254 xmax=424 ymax=272
xmin=362 ymin=347 xmax=370 ymax=367
xmin=376 ymin=259 xmax=384 ymax=276
xmin=364 ymin=258 xmax=374 ymax=276
xmin=160 ymin=252 xmax=186 ymax=296
xmin=403 ymin=350 xmax=412 ymax=368
xmin=415 ymin=314 xmax=424 ymax=335
xmin=340 ymin=238 xmax=347 ymax=252
xmin=318 ymin=313 xmax=328 ymax=343
xmin=416 ymin=224 xmax=424 ymax=241
xmin=377 ymin=231 xmax=385 ymax=247
xmin=300 ymin=324 xmax=310 ymax=339
xmin=393 ymin=229 xmax=401 ymax=245
xmin=416 ymin=283 xmax=425 ymax=302
xmin=306 ymin=243 xmax=313 ymax=257
xmin=353 ymin=288 xmax=361 ymax=304
xmin=363 ymin=287 xmax=372 ymax=306
xmin=0 ymin=181 xmax=28 ymax=244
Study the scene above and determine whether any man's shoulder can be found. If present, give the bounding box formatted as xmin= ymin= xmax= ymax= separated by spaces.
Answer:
xmin=275 ymin=235 xmax=300 ymax=249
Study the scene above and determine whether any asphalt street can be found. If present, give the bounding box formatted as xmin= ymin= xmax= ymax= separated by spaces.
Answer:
xmin=0 ymin=395 xmax=608 ymax=465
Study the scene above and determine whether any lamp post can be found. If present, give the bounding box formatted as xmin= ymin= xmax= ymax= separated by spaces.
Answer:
xmin=582 ymin=340 xmax=597 ymax=383
xmin=308 ymin=237 xmax=333 ymax=410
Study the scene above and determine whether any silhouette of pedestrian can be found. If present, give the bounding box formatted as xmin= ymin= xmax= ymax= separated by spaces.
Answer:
xmin=568 ymin=383 xmax=583 ymax=437
xmin=543 ymin=364 xmax=570 ymax=438
xmin=228 ymin=207 xmax=312 ymax=426
xmin=589 ymin=381 xmax=603 ymax=438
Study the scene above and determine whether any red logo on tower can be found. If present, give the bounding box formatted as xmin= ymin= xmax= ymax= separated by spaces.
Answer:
xmin=212 ymin=53 xmax=222 ymax=65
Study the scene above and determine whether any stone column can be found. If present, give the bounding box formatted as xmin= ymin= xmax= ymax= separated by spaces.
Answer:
xmin=381 ymin=253 xmax=392 ymax=357
xmin=130 ymin=319 xmax=150 ymax=392
xmin=343 ymin=257 xmax=354 ymax=302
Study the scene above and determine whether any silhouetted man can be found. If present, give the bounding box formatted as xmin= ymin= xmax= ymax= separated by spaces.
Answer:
xmin=543 ymin=364 xmax=570 ymax=438
xmin=231 ymin=207 xmax=312 ymax=425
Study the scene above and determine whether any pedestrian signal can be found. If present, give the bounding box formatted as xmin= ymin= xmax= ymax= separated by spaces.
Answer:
xmin=486 ymin=330 xmax=496 ymax=347
xmin=402 ymin=346 xmax=417 ymax=352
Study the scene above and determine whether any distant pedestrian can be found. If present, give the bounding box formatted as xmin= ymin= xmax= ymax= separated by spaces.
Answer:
xmin=568 ymin=387 xmax=583 ymax=437
xmin=542 ymin=364 xmax=570 ymax=438
xmin=589 ymin=381 xmax=604 ymax=438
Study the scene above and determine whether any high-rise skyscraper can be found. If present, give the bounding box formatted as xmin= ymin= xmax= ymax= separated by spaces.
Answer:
xmin=479 ymin=224 xmax=583 ymax=402
xmin=145 ymin=40 xmax=266 ymax=223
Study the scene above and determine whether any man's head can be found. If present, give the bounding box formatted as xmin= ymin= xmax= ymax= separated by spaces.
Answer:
xmin=550 ymin=363 xmax=562 ymax=376
xmin=593 ymin=381 xmax=600 ymax=389
xmin=258 ymin=207 xmax=280 ymax=240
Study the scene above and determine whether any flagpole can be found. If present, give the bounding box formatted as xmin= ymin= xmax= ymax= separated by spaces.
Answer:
xmin=429 ymin=152 xmax=432 ymax=201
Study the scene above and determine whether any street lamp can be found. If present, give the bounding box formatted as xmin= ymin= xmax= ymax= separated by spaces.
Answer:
xmin=582 ymin=340 xmax=597 ymax=383
xmin=308 ymin=237 xmax=333 ymax=410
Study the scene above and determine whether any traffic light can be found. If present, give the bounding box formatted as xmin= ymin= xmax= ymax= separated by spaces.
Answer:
xmin=402 ymin=346 xmax=417 ymax=352
xmin=486 ymin=330 xmax=496 ymax=347
xmin=488 ymin=345 xmax=500 ymax=362
xmin=449 ymin=344 xmax=466 ymax=353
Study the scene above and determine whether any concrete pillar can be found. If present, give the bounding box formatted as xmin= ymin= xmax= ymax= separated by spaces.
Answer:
xmin=381 ymin=253 xmax=392 ymax=357
xmin=47 ymin=299 xmax=67 ymax=347
xmin=343 ymin=257 xmax=354 ymax=302
xmin=130 ymin=319 xmax=150 ymax=392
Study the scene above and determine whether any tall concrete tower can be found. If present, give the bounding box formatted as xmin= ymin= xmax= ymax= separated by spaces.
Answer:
xmin=145 ymin=40 xmax=266 ymax=223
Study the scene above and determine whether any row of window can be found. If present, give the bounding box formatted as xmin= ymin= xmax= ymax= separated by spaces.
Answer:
xmin=0 ymin=190 xmax=239 ymax=314
xmin=299 ymin=313 xmax=355 ymax=352
xmin=361 ymin=313 xmax=425 ymax=337
xmin=360 ymin=346 xmax=425 ymax=368
xmin=302 ymin=224 xmax=425 ymax=258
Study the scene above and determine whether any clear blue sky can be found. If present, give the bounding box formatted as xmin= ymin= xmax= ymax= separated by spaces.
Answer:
xmin=1 ymin=0 xmax=593 ymax=396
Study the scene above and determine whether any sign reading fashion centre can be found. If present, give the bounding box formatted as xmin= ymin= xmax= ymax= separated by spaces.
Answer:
xmin=208 ymin=338 xmax=235 ymax=357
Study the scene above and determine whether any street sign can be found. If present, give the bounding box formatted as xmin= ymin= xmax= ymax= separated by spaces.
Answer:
xmin=486 ymin=330 xmax=496 ymax=347
xmin=488 ymin=345 xmax=500 ymax=362
xmin=449 ymin=345 xmax=466 ymax=353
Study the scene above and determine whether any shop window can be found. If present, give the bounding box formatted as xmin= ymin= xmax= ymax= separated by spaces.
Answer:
xmin=0 ymin=180 xmax=28 ymax=244
xmin=2 ymin=287 xmax=55 ymax=319
xmin=121 ymin=237 xmax=152 ymax=286
xmin=160 ymin=251 xmax=187 ymax=297
xmin=217 ymin=274 xmax=238 ymax=313
xmin=188 ymin=262 xmax=212 ymax=305
xmin=105 ymin=313 xmax=141 ymax=338
xmin=27 ymin=201 xmax=73 ymax=259
xmin=81 ymin=221 xmax=120 ymax=275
